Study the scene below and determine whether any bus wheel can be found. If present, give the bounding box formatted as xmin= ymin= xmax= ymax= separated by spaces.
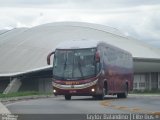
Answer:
xmin=117 ymin=84 xmax=128 ymax=98
xmin=117 ymin=92 xmax=127 ymax=98
xmin=92 ymin=96 xmax=96 ymax=100
xmin=96 ymin=88 xmax=105 ymax=100
xmin=123 ymin=83 xmax=128 ymax=98
xmin=117 ymin=93 xmax=123 ymax=98
xmin=65 ymin=95 xmax=71 ymax=100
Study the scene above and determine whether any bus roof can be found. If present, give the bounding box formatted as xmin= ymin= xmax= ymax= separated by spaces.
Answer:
xmin=55 ymin=39 xmax=132 ymax=55
xmin=56 ymin=39 xmax=100 ymax=49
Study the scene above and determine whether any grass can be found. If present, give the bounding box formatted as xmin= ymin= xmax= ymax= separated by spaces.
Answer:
xmin=131 ymin=89 xmax=160 ymax=94
xmin=0 ymin=91 xmax=52 ymax=98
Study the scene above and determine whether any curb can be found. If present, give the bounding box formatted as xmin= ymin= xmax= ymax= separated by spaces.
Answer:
xmin=0 ymin=102 xmax=11 ymax=114
xmin=0 ymin=95 xmax=55 ymax=114
xmin=0 ymin=95 xmax=55 ymax=104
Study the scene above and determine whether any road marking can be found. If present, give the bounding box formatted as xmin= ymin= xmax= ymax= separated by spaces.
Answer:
xmin=100 ymin=99 xmax=160 ymax=115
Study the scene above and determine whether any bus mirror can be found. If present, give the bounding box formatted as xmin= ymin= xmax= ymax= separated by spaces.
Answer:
xmin=95 ymin=52 xmax=100 ymax=62
xmin=47 ymin=51 xmax=55 ymax=65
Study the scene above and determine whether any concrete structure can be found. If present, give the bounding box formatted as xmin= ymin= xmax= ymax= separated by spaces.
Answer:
xmin=3 ymin=78 xmax=22 ymax=94
xmin=0 ymin=22 xmax=160 ymax=93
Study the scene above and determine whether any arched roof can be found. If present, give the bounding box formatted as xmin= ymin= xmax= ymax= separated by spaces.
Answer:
xmin=0 ymin=30 xmax=8 ymax=34
xmin=0 ymin=22 xmax=160 ymax=74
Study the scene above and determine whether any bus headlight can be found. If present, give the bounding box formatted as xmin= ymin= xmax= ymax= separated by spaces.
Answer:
xmin=53 ymin=89 xmax=56 ymax=93
xmin=91 ymin=88 xmax=95 ymax=92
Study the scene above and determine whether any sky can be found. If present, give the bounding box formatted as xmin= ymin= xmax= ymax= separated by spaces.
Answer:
xmin=0 ymin=0 xmax=160 ymax=47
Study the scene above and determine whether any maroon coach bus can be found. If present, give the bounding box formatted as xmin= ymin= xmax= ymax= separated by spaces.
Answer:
xmin=47 ymin=40 xmax=133 ymax=100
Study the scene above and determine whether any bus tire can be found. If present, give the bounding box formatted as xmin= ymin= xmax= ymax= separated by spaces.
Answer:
xmin=92 ymin=96 xmax=96 ymax=100
xmin=123 ymin=83 xmax=128 ymax=98
xmin=117 ymin=93 xmax=123 ymax=98
xmin=96 ymin=88 xmax=105 ymax=100
xmin=117 ymin=84 xmax=128 ymax=98
xmin=65 ymin=95 xmax=71 ymax=100
xmin=95 ymin=95 xmax=103 ymax=100
xmin=117 ymin=92 xmax=127 ymax=98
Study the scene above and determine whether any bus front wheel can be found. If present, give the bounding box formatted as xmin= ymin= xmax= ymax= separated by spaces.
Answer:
xmin=65 ymin=95 xmax=71 ymax=100
xmin=95 ymin=88 xmax=105 ymax=100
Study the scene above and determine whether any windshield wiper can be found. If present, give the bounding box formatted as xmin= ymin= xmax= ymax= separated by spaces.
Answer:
xmin=63 ymin=56 xmax=67 ymax=77
xmin=77 ymin=57 xmax=84 ymax=78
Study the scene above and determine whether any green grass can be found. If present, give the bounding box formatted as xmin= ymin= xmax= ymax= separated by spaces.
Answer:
xmin=0 ymin=91 xmax=52 ymax=98
xmin=131 ymin=89 xmax=160 ymax=94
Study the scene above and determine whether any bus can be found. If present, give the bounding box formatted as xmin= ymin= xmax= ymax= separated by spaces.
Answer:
xmin=47 ymin=40 xmax=133 ymax=100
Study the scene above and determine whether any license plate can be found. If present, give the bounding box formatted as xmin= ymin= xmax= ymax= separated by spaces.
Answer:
xmin=69 ymin=90 xmax=77 ymax=93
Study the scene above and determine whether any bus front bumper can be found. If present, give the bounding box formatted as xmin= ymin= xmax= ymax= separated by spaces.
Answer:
xmin=53 ymin=84 xmax=100 ymax=96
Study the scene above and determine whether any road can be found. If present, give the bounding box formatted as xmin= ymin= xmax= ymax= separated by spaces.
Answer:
xmin=5 ymin=95 xmax=160 ymax=120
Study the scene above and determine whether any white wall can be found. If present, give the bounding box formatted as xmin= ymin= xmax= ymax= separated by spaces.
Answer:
xmin=134 ymin=72 xmax=160 ymax=90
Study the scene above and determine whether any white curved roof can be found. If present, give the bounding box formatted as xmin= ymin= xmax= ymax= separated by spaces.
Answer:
xmin=0 ymin=22 xmax=160 ymax=74
xmin=0 ymin=30 xmax=8 ymax=34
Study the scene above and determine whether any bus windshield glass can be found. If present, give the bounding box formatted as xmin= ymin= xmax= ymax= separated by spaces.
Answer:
xmin=53 ymin=48 xmax=97 ymax=80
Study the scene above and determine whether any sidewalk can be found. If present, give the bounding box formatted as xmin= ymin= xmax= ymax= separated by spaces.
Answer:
xmin=0 ymin=102 xmax=10 ymax=114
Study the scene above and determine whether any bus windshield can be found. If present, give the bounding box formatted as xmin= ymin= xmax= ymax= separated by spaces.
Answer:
xmin=53 ymin=48 xmax=97 ymax=80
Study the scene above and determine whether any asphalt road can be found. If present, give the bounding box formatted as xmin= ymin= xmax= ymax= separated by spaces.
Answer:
xmin=5 ymin=95 xmax=160 ymax=120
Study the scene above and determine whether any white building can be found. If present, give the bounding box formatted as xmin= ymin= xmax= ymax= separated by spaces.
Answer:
xmin=0 ymin=22 xmax=160 ymax=92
